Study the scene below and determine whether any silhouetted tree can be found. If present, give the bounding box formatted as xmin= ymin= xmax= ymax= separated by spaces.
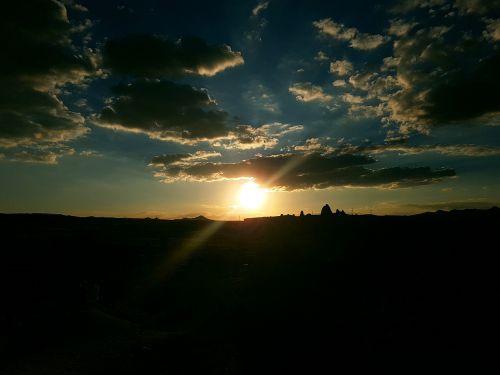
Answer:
xmin=321 ymin=204 xmax=333 ymax=216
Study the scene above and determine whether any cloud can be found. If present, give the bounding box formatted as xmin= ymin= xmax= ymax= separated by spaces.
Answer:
xmin=94 ymin=80 xmax=229 ymax=142
xmin=94 ymin=80 xmax=300 ymax=148
xmin=390 ymin=0 xmax=447 ymax=14
xmin=406 ymin=200 xmax=500 ymax=211
xmin=372 ymin=144 xmax=500 ymax=157
xmin=150 ymin=151 xmax=455 ymax=190
xmin=294 ymin=138 xmax=333 ymax=153
xmin=289 ymin=82 xmax=333 ymax=103
xmin=313 ymin=18 xmax=387 ymax=50
xmin=314 ymin=51 xmax=329 ymax=61
xmin=483 ymin=18 xmax=500 ymax=41
xmin=348 ymin=104 xmax=385 ymax=118
xmin=332 ymin=79 xmax=347 ymax=87
xmin=329 ymin=59 xmax=353 ymax=76
xmin=299 ymin=138 xmax=500 ymax=157
xmin=150 ymin=151 xmax=221 ymax=166
xmin=243 ymin=83 xmax=280 ymax=113
xmin=348 ymin=71 xmax=378 ymax=90
xmin=388 ymin=19 xmax=418 ymax=36
xmin=0 ymin=88 xmax=88 ymax=148
xmin=252 ymin=1 xmax=269 ymax=17
xmin=79 ymin=150 xmax=101 ymax=157
xmin=342 ymin=94 xmax=365 ymax=104
xmin=1 ymin=146 xmax=76 ymax=164
xmin=213 ymin=123 xmax=303 ymax=150
xmin=103 ymin=34 xmax=244 ymax=79
xmin=389 ymin=41 xmax=500 ymax=128
xmin=339 ymin=20 xmax=500 ymax=133
xmin=0 ymin=0 xmax=97 ymax=148
xmin=453 ymin=0 xmax=500 ymax=15
xmin=349 ymin=33 xmax=388 ymax=50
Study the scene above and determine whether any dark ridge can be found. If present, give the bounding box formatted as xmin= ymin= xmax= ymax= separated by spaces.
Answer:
xmin=0 ymin=207 xmax=498 ymax=373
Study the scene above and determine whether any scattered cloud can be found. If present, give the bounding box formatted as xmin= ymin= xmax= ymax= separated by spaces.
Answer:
xmin=252 ymin=1 xmax=269 ymax=17
xmin=289 ymin=82 xmax=333 ymax=103
xmin=79 ymin=150 xmax=102 ymax=157
xmin=329 ymin=59 xmax=353 ymax=76
xmin=342 ymin=93 xmax=365 ymax=104
xmin=388 ymin=19 xmax=418 ymax=36
xmin=350 ymin=33 xmax=388 ymax=50
xmin=313 ymin=18 xmax=387 ymax=50
xmin=150 ymin=151 xmax=221 ymax=166
xmin=103 ymin=34 xmax=244 ymax=78
xmin=390 ymin=0 xmax=447 ymax=14
xmin=1 ymin=147 xmax=76 ymax=165
xmin=213 ymin=123 xmax=303 ymax=150
xmin=483 ymin=18 xmax=500 ymax=41
xmin=314 ymin=51 xmax=329 ymax=61
xmin=453 ymin=0 xmax=500 ymax=15
xmin=243 ymin=83 xmax=280 ymax=113
xmin=332 ymin=79 xmax=347 ymax=87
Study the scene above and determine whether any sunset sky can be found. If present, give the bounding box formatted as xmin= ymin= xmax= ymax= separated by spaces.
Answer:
xmin=1 ymin=0 xmax=500 ymax=219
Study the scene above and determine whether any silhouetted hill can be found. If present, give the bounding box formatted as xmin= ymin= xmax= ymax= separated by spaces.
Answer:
xmin=0 ymin=208 xmax=498 ymax=373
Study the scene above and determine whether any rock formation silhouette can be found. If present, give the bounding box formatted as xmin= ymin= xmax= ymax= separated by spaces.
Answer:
xmin=320 ymin=204 xmax=333 ymax=216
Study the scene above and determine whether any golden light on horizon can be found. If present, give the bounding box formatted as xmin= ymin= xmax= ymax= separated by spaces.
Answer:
xmin=238 ymin=181 xmax=266 ymax=210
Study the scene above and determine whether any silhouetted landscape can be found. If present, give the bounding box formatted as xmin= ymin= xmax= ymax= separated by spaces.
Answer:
xmin=1 ymin=207 xmax=498 ymax=373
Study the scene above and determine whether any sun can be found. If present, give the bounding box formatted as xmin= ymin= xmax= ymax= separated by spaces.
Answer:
xmin=238 ymin=181 xmax=266 ymax=210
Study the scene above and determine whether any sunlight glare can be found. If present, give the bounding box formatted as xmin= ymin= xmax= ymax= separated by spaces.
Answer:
xmin=238 ymin=181 xmax=266 ymax=210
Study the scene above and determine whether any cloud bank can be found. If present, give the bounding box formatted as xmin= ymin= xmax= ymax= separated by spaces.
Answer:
xmin=150 ymin=152 xmax=455 ymax=190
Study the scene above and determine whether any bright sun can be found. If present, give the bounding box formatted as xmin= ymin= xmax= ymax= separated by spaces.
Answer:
xmin=238 ymin=181 xmax=266 ymax=210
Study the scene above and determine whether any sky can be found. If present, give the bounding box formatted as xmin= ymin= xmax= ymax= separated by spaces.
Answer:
xmin=1 ymin=0 xmax=500 ymax=219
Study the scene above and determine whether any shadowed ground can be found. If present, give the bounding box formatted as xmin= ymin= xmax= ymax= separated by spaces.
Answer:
xmin=0 ymin=209 xmax=498 ymax=373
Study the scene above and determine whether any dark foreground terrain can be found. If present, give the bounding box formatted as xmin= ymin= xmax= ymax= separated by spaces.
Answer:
xmin=1 ymin=208 xmax=499 ymax=373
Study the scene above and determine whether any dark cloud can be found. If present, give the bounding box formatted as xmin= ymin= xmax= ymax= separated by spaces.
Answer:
xmin=103 ymin=34 xmax=244 ymax=79
xmin=384 ymin=26 xmax=500 ymax=130
xmin=294 ymin=138 xmax=500 ymax=157
xmin=0 ymin=0 xmax=97 ymax=148
xmin=453 ymin=0 xmax=500 ymax=15
xmin=150 ymin=152 xmax=455 ymax=190
xmin=422 ymin=54 xmax=500 ymax=123
xmin=94 ymin=80 xmax=229 ymax=142
xmin=331 ymin=11 xmax=500 ymax=134
xmin=94 ymin=80 xmax=301 ymax=147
